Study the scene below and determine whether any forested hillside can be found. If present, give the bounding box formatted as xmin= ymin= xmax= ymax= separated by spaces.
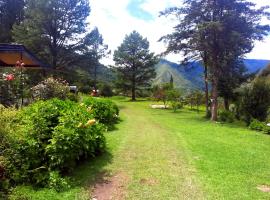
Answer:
xmin=153 ymin=59 xmax=270 ymax=91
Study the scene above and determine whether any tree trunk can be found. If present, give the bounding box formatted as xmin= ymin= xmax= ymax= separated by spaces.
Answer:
xmin=224 ymin=98 xmax=229 ymax=111
xmin=131 ymin=84 xmax=136 ymax=101
xmin=51 ymin=33 xmax=58 ymax=68
xmin=94 ymin=63 xmax=97 ymax=91
xmin=204 ymin=65 xmax=210 ymax=116
xmin=131 ymin=62 xmax=136 ymax=101
xmin=211 ymin=76 xmax=218 ymax=121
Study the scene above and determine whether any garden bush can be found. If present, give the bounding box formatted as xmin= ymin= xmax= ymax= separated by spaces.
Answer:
xmin=66 ymin=92 xmax=80 ymax=102
xmin=0 ymin=105 xmax=20 ymax=194
xmin=3 ymin=99 xmax=106 ymax=188
xmin=171 ymin=101 xmax=183 ymax=112
xmin=249 ymin=119 xmax=270 ymax=134
xmin=218 ymin=110 xmax=235 ymax=123
xmin=237 ymin=79 xmax=270 ymax=123
xmin=99 ymin=83 xmax=114 ymax=97
xmin=31 ymin=77 xmax=70 ymax=101
xmin=83 ymin=97 xmax=119 ymax=127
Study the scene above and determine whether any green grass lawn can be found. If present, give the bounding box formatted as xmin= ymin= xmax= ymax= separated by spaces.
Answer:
xmin=9 ymin=99 xmax=270 ymax=199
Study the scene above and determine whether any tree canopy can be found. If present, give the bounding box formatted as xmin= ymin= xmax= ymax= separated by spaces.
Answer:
xmin=0 ymin=0 xmax=24 ymax=42
xmin=13 ymin=0 xmax=90 ymax=69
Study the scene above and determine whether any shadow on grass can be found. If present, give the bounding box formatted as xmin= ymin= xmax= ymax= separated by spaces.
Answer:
xmin=107 ymin=118 xmax=124 ymax=132
xmin=117 ymin=104 xmax=126 ymax=110
xmin=71 ymin=151 xmax=113 ymax=188
xmin=7 ymin=151 xmax=114 ymax=200
xmin=122 ymin=99 xmax=148 ymax=103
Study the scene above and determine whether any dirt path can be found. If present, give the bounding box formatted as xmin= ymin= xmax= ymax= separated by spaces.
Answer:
xmin=91 ymin=101 xmax=204 ymax=200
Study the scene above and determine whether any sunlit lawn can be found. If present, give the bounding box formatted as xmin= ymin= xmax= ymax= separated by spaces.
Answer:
xmin=9 ymin=98 xmax=270 ymax=200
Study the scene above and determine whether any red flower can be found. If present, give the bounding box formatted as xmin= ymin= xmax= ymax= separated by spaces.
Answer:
xmin=15 ymin=60 xmax=25 ymax=68
xmin=5 ymin=74 xmax=15 ymax=81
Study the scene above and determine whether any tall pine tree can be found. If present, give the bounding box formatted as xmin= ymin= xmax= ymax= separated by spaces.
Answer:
xmin=114 ymin=31 xmax=158 ymax=101
xmin=81 ymin=27 xmax=109 ymax=90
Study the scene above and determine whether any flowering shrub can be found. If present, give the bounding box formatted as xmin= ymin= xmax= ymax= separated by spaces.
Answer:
xmin=3 ymin=99 xmax=106 ymax=188
xmin=31 ymin=77 xmax=70 ymax=101
xmin=83 ymin=97 xmax=119 ymax=127
xmin=0 ymin=60 xmax=29 ymax=107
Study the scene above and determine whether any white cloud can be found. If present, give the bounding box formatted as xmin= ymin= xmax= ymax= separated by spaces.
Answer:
xmin=88 ymin=0 xmax=270 ymax=65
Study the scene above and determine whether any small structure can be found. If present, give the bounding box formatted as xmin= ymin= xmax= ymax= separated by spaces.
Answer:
xmin=0 ymin=44 xmax=50 ymax=106
xmin=0 ymin=43 xmax=49 ymax=68
xmin=69 ymin=86 xmax=78 ymax=94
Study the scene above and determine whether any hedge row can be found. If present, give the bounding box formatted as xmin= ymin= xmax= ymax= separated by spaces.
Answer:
xmin=0 ymin=97 xmax=119 ymax=191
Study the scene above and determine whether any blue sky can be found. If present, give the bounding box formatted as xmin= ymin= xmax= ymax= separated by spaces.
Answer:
xmin=89 ymin=0 xmax=270 ymax=65
xmin=127 ymin=0 xmax=154 ymax=21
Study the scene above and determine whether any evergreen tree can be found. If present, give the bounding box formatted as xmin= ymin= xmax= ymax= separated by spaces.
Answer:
xmin=0 ymin=0 xmax=24 ymax=42
xmin=218 ymin=59 xmax=248 ymax=110
xmin=160 ymin=0 xmax=270 ymax=121
xmin=81 ymin=27 xmax=109 ymax=90
xmin=13 ymin=0 xmax=90 ymax=68
xmin=113 ymin=31 xmax=158 ymax=101
xmin=170 ymin=74 xmax=174 ymax=88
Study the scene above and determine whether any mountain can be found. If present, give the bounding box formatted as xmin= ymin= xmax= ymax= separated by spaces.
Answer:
xmin=244 ymin=59 xmax=270 ymax=73
xmin=258 ymin=64 xmax=270 ymax=84
xmin=154 ymin=59 xmax=270 ymax=91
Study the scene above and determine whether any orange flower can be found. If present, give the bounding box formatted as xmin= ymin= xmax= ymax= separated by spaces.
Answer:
xmin=77 ymin=122 xmax=84 ymax=128
xmin=85 ymin=119 xmax=96 ymax=127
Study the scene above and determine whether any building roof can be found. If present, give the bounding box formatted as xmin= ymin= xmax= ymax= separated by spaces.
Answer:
xmin=0 ymin=44 xmax=50 ymax=68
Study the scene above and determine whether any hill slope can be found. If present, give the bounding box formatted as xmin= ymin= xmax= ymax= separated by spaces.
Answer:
xmin=154 ymin=59 xmax=270 ymax=91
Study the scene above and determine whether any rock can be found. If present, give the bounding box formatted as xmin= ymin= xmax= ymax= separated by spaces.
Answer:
xmin=150 ymin=105 xmax=169 ymax=109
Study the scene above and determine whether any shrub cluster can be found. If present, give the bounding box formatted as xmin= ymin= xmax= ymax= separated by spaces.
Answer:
xmin=31 ymin=77 xmax=70 ymax=101
xmin=83 ymin=97 xmax=119 ymax=127
xmin=218 ymin=110 xmax=235 ymax=123
xmin=237 ymin=79 xmax=270 ymax=123
xmin=2 ymin=99 xmax=107 ymax=189
xmin=249 ymin=119 xmax=270 ymax=134
xmin=99 ymin=83 xmax=114 ymax=97
xmin=0 ymin=105 xmax=20 ymax=192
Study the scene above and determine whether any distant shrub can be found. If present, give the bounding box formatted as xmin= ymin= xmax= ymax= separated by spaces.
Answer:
xmin=218 ymin=110 xmax=235 ymax=123
xmin=249 ymin=119 xmax=270 ymax=134
xmin=83 ymin=97 xmax=119 ymax=127
xmin=171 ymin=101 xmax=183 ymax=112
xmin=152 ymin=84 xmax=183 ymax=111
xmin=249 ymin=119 xmax=265 ymax=131
xmin=99 ymin=84 xmax=114 ymax=97
xmin=237 ymin=79 xmax=270 ymax=123
xmin=66 ymin=92 xmax=80 ymax=102
xmin=31 ymin=77 xmax=70 ymax=101
xmin=263 ymin=126 xmax=270 ymax=134
xmin=3 ymin=99 xmax=106 ymax=188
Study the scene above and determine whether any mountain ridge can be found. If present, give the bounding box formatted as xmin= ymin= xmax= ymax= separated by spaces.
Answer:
xmin=153 ymin=59 xmax=270 ymax=91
